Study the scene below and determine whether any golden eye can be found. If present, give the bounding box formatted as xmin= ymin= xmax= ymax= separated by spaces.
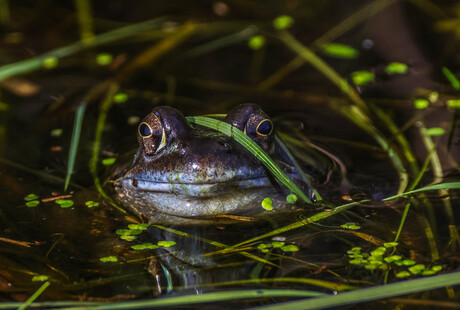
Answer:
xmin=138 ymin=122 xmax=153 ymax=138
xmin=256 ymin=119 xmax=273 ymax=136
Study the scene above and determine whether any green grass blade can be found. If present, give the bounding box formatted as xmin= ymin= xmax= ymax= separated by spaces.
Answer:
xmin=64 ymin=103 xmax=86 ymax=191
xmin=57 ymin=290 xmax=325 ymax=310
xmin=0 ymin=17 xmax=167 ymax=81
xmin=17 ymin=281 xmax=50 ymax=310
xmin=253 ymin=271 xmax=460 ymax=310
xmin=186 ymin=116 xmax=312 ymax=204
xmin=383 ymin=182 xmax=460 ymax=201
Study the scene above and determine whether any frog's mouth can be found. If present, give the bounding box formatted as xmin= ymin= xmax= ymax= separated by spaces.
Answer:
xmin=117 ymin=176 xmax=276 ymax=197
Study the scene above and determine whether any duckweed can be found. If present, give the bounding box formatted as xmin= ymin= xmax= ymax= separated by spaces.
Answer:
xmin=286 ymin=194 xmax=298 ymax=204
xmin=85 ymin=200 xmax=99 ymax=207
xmin=385 ymin=62 xmax=408 ymax=75
xmin=100 ymin=256 xmax=118 ymax=263
xmin=55 ymin=199 xmax=74 ymax=208
xmin=32 ymin=275 xmax=48 ymax=282
xmin=248 ymin=35 xmax=265 ymax=50
xmin=261 ymin=197 xmax=273 ymax=211
xmin=323 ymin=43 xmax=359 ymax=59
xmin=273 ymin=15 xmax=293 ymax=30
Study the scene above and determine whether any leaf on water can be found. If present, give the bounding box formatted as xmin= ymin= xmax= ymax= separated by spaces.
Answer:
xmin=85 ymin=200 xmax=99 ymax=207
xmin=248 ymin=35 xmax=265 ymax=50
xmin=273 ymin=15 xmax=294 ymax=30
xmin=281 ymin=244 xmax=299 ymax=252
xmin=131 ymin=243 xmax=159 ymax=250
xmin=286 ymin=194 xmax=298 ymax=204
xmin=128 ymin=223 xmax=149 ymax=230
xmin=341 ymin=222 xmax=361 ymax=230
xmin=26 ymin=200 xmax=40 ymax=207
xmin=271 ymin=241 xmax=285 ymax=248
xmin=385 ymin=62 xmax=408 ymax=75
xmin=322 ymin=43 xmax=359 ymax=59
xmin=414 ymin=99 xmax=429 ymax=109
xmin=424 ymin=127 xmax=445 ymax=136
xmin=55 ymin=199 xmax=74 ymax=208
xmin=383 ymin=242 xmax=399 ymax=248
xmin=116 ymin=229 xmax=142 ymax=236
xmin=50 ymin=128 xmax=63 ymax=137
xmin=120 ymin=235 xmax=136 ymax=241
xmin=157 ymin=241 xmax=176 ymax=247
xmin=257 ymin=243 xmax=272 ymax=250
xmin=96 ymin=53 xmax=113 ymax=66
xmin=113 ymin=92 xmax=128 ymax=103
xmin=351 ymin=70 xmax=374 ymax=85
xmin=447 ymin=99 xmax=460 ymax=109
xmin=24 ymin=193 xmax=39 ymax=201
xmin=396 ymin=271 xmax=411 ymax=278
xmin=102 ymin=157 xmax=116 ymax=165
xmin=100 ymin=256 xmax=118 ymax=263
xmin=261 ymin=197 xmax=273 ymax=210
xmin=32 ymin=275 xmax=48 ymax=282
xmin=42 ymin=57 xmax=59 ymax=69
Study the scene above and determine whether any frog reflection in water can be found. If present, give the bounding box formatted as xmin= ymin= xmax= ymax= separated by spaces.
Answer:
xmin=111 ymin=104 xmax=311 ymax=224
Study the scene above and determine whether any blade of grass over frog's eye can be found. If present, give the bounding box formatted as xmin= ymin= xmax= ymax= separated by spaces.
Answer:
xmin=64 ymin=103 xmax=86 ymax=191
xmin=0 ymin=17 xmax=167 ymax=81
xmin=186 ymin=116 xmax=312 ymax=204
xmin=253 ymin=271 xmax=460 ymax=310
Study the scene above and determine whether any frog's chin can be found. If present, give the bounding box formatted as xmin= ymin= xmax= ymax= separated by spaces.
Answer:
xmin=113 ymin=181 xmax=291 ymax=221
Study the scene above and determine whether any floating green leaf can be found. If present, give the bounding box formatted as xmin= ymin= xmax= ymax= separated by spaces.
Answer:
xmin=414 ymin=99 xmax=429 ymax=109
xmin=258 ymin=243 xmax=272 ymax=250
xmin=85 ymin=200 xmax=99 ymax=207
xmin=384 ymin=255 xmax=402 ymax=263
xmin=428 ymin=92 xmax=438 ymax=103
xmin=116 ymin=229 xmax=142 ymax=236
xmin=55 ymin=199 xmax=74 ymax=208
xmin=271 ymin=241 xmax=285 ymax=248
xmin=32 ymin=275 xmax=48 ymax=282
xmin=383 ymin=242 xmax=398 ymax=248
xmin=322 ymin=43 xmax=359 ymax=59
xmin=408 ymin=264 xmax=425 ymax=275
xmin=447 ymin=99 xmax=460 ymax=109
xmin=24 ymin=194 xmax=39 ymax=201
xmin=50 ymin=128 xmax=63 ymax=137
xmin=385 ymin=62 xmax=408 ymax=75
xmin=128 ymin=223 xmax=149 ymax=230
xmin=351 ymin=70 xmax=374 ymax=85
xmin=273 ymin=15 xmax=294 ymax=30
xmin=26 ymin=200 xmax=40 ymax=207
xmin=286 ymin=194 xmax=298 ymax=204
xmin=281 ymin=245 xmax=299 ymax=252
xmin=42 ymin=57 xmax=58 ymax=69
xmin=262 ymin=197 xmax=273 ymax=210
xmin=248 ymin=35 xmax=265 ymax=50
xmin=131 ymin=243 xmax=159 ymax=250
xmin=158 ymin=241 xmax=176 ymax=247
xmin=396 ymin=271 xmax=411 ymax=278
xmin=96 ymin=53 xmax=113 ymax=66
xmin=102 ymin=157 xmax=116 ymax=166
xmin=120 ymin=235 xmax=136 ymax=241
xmin=100 ymin=256 xmax=118 ymax=262
xmin=341 ymin=222 xmax=361 ymax=230
xmin=113 ymin=92 xmax=128 ymax=103
xmin=424 ymin=127 xmax=445 ymax=136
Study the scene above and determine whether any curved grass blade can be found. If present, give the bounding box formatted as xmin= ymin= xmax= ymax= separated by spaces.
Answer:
xmin=64 ymin=103 xmax=86 ymax=191
xmin=186 ymin=116 xmax=312 ymax=204
xmin=253 ymin=271 xmax=460 ymax=310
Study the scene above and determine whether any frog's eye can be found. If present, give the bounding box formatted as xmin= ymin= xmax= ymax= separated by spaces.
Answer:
xmin=137 ymin=113 xmax=166 ymax=155
xmin=139 ymin=122 xmax=152 ymax=138
xmin=256 ymin=119 xmax=273 ymax=136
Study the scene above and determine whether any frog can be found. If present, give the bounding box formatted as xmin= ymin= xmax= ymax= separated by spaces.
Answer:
xmin=110 ymin=103 xmax=311 ymax=224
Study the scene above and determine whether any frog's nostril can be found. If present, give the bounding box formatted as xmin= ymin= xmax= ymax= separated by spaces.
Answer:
xmin=219 ymin=141 xmax=233 ymax=152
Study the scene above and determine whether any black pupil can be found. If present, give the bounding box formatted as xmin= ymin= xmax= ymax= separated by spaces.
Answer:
xmin=257 ymin=120 xmax=272 ymax=135
xmin=139 ymin=123 xmax=152 ymax=137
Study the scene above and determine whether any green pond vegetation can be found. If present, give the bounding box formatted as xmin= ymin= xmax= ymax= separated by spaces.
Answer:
xmin=1 ymin=0 xmax=460 ymax=309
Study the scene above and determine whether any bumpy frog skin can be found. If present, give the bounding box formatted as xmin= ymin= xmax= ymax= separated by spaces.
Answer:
xmin=111 ymin=104 xmax=309 ymax=223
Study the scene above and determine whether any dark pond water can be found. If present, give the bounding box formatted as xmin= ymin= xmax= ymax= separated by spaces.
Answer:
xmin=1 ymin=0 xmax=460 ymax=308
